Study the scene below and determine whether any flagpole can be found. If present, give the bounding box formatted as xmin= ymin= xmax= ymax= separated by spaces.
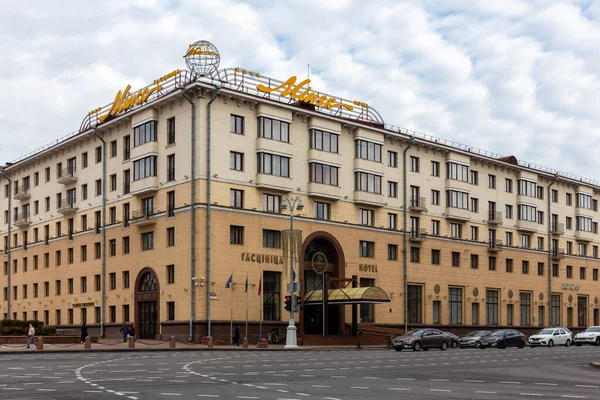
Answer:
xmin=230 ymin=277 xmax=234 ymax=345
xmin=245 ymin=271 xmax=249 ymax=341
xmin=259 ymin=276 xmax=262 ymax=341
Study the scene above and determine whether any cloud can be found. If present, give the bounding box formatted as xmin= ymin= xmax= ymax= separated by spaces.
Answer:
xmin=0 ymin=0 xmax=598 ymax=182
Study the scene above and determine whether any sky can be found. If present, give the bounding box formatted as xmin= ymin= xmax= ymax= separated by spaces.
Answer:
xmin=0 ymin=0 xmax=599 ymax=181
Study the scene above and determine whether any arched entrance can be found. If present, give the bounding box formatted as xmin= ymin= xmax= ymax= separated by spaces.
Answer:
xmin=301 ymin=232 xmax=345 ymax=336
xmin=135 ymin=268 xmax=160 ymax=339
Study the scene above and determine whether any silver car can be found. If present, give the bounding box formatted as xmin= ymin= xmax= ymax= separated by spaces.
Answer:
xmin=458 ymin=330 xmax=492 ymax=348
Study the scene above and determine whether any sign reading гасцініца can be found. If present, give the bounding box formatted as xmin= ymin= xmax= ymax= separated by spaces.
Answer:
xmin=561 ymin=283 xmax=580 ymax=291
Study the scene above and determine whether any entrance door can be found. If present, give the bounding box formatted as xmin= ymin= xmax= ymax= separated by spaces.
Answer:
xmin=135 ymin=269 xmax=160 ymax=340
xmin=139 ymin=301 xmax=157 ymax=339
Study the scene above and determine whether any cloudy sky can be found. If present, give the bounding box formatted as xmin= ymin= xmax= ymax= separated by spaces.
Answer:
xmin=0 ymin=0 xmax=598 ymax=180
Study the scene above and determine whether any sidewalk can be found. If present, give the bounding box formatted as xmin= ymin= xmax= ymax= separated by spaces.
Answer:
xmin=0 ymin=338 xmax=385 ymax=354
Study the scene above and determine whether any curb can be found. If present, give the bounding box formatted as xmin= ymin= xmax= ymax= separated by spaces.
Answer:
xmin=590 ymin=361 xmax=600 ymax=369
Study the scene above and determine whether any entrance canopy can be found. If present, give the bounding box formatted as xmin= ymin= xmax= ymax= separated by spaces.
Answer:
xmin=304 ymin=287 xmax=391 ymax=305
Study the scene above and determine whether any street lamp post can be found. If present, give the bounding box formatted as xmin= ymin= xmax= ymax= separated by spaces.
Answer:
xmin=280 ymin=196 xmax=303 ymax=349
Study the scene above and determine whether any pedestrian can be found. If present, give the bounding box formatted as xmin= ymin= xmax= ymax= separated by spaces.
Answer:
xmin=272 ymin=327 xmax=279 ymax=344
xmin=119 ymin=322 xmax=129 ymax=342
xmin=80 ymin=322 xmax=88 ymax=344
xmin=234 ymin=325 xmax=240 ymax=346
xmin=129 ymin=323 xmax=136 ymax=340
xmin=26 ymin=324 xmax=35 ymax=349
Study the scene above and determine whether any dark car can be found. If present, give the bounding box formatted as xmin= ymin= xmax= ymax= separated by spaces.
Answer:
xmin=479 ymin=329 xmax=526 ymax=349
xmin=392 ymin=329 xmax=452 ymax=352
xmin=458 ymin=330 xmax=492 ymax=348
xmin=444 ymin=332 xmax=459 ymax=348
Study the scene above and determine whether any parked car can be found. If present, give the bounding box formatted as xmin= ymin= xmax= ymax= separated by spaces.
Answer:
xmin=392 ymin=329 xmax=452 ymax=352
xmin=528 ymin=327 xmax=571 ymax=347
xmin=444 ymin=332 xmax=459 ymax=348
xmin=573 ymin=326 xmax=600 ymax=346
xmin=458 ymin=330 xmax=492 ymax=348
xmin=479 ymin=329 xmax=526 ymax=349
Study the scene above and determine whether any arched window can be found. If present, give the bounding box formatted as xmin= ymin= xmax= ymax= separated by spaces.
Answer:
xmin=140 ymin=272 xmax=158 ymax=292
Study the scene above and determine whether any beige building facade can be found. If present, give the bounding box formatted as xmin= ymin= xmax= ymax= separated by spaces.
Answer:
xmin=1 ymin=45 xmax=600 ymax=342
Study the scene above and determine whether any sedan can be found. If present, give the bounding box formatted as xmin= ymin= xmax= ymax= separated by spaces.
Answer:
xmin=529 ymin=327 xmax=571 ymax=347
xmin=479 ymin=329 xmax=526 ymax=349
xmin=444 ymin=332 xmax=459 ymax=348
xmin=458 ymin=330 xmax=492 ymax=348
xmin=392 ymin=329 xmax=452 ymax=352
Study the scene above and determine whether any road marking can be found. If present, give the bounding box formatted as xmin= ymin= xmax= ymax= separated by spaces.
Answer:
xmin=534 ymin=383 xmax=558 ymax=386
xmin=430 ymin=379 xmax=450 ymax=382
xmin=475 ymin=391 xmax=497 ymax=394
xmin=312 ymin=385 xmax=330 ymax=388
xmin=389 ymin=388 xmax=411 ymax=391
xmin=431 ymin=389 xmax=451 ymax=392
xmin=350 ymin=387 xmax=370 ymax=389
xmin=236 ymin=397 xmax=259 ymax=399
xmin=520 ymin=394 xmax=543 ymax=397
xmin=397 ymin=378 xmax=415 ymax=381
xmin=160 ymin=394 xmax=182 ymax=397
xmin=500 ymin=381 xmax=521 ymax=384
xmin=561 ymin=396 xmax=587 ymax=399
xmin=576 ymin=385 xmax=598 ymax=388
xmin=465 ymin=380 xmax=485 ymax=383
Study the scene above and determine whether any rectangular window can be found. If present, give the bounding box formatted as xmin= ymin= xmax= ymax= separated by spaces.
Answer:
xmin=167 ymin=117 xmax=176 ymax=144
xmin=522 ymin=260 xmax=529 ymax=274
xmin=166 ymin=154 xmax=175 ymax=181
xmin=576 ymin=216 xmax=593 ymax=232
xmin=410 ymin=156 xmax=419 ymax=172
xmin=488 ymin=174 xmax=496 ymax=189
xmin=263 ymin=229 xmax=281 ymax=248
xmin=505 ymin=178 xmax=513 ymax=193
xmin=567 ymin=265 xmax=573 ymax=278
xmin=452 ymin=252 xmax=460 ymax=267
xmin=580 ymin=267 xmax=586 ymax=280
xmin=507 ymin=304 xmax=514 ymax=325
xmin=388 ymin=244 xmax=398 ymax=260
xmin=470 ymin=254 xmax=479 ymax=269
xmin=489 ymin=256 xmax=496 ymax=271
xmin=230 ymin=226 xmax=244 ymax=245
xmin=550 ymin=295 xmax=561 ymax=326
xmin=517 ymin=204 xmax=537 ymax=222
xmin=359 ymin=241 xmax=375 ymax=258
xmin=133 ymin=121 xmax=157 ymax=146
xmin=506 ymin=258 xmax=513 ymax=273
xmin=309 ymin=163 xmax=339 ymax=186
xmin=81 ymin=245 xmax=87 ymax=262
xmin=470 ymin=197 xmax=479 ymax=212
xmin=123 ymin=236 xmax=130 ymax=254
xmin=258 ymin=117 xmax=289 ymax=143
xmin=431 ymin=249 xmax=440 ymax=265
xmin=388 ymin=213 xmax=397 ymax=230
xmin=431 ymin=161 xmax=440 ymax=177
xmin=388 ymin=151 xmax=398 ymax=167
xmin=315 ymin=202 xmax=331 ymax=220
xmin=359 ymin=209 xmax=374 ymax=226
xmin=257 ymin=152 xmax=290 ymax=177
xmin=449 ymin=287 xmax=463 ymax=324
xmin=95 ymin=274 xmax=101 ymax=291
xmin=263 ymin=271 xmax=281 ymax=321
xmin=230 ymin=152 xmax=244 ymax=171
xmin=123 ymin=135 xmax=131 ymax=160
xmin=566 ymin=193 xmax=572 ymax=206
xmin=450 ymin=223 xmax=462 ymax=239
xmin=359 ymin=278 xmax=375 ymax=323
xmin=486 ymin=290 xmax=499 ymax=325
xmin=470 ymin=226 xmax=479 ymax=240
xmin=355 ymin=140 xmax=382 ymax=162
xmin=354 ymin=172 xmax=382 ymax=194
xmin=167 ymin=227 xmax=175 ymax=247
xmin=431 ymin=220 xmax=440 ymax=235
xmin=167 ymin=302 xmax=175 ymax=321
xmin=68 ymin=278 xmax=73 ymax=294
xmin=505 ymin=204 xmax=513 ymax=219
xmin=431 ymin=190 xmax=440 ymax=205
xmin=109 ymin=239 xmax=116 ymax=256
xmin=433 ymin=300 xmax=441 ymax=324
xmin=110 ymin=140 xmax=117 ymax=158
xmin=310 ymin=129 xmax=339 ymax=153
xmin=446 ymin=162 xmax=468 ymax=182
xmin=264 ymin=194 xmax=281 ymax=213
xmin=230 ymin=114 xmax=244 ymax=134
xmin=141 ymin=232 xmax=154 ymax=251
xmin=387 ymin=181 xmax=398 ymax=198
xmin=538 ymin=262 xmax=545 ymax=276
xmin=167 ymin=265 xmax=175 ymax=284
xmin=594 ymin=269 xmax=598 ymax=281
xmin=407 ymin=285 xmax=422 ymax=323
xmin=230 ymin=189 xmax=244 ymax=208
xmin=133 ymin=155 xmax=158 ymax=181
xmin=446 ymin=190 xmax=468 ymax=209
xmin=578 ymin=296 xmax=588 ymax=327
xmin=123 ymin=169 xmax=130 ymax=194
xmin=123 ymin=271 xmax=130 ymax=288
xmin=520 ymin=292 xmax=531 ymax=325
xmin=410 ymin=247 xmax=420 ymax=263
xmin=109 ymin=272 xmax=116 ymax=290
xmin=472 ymin=303 xmax=480 ymax=325
xmin=470 ymin=170 xmax=479 ymax=185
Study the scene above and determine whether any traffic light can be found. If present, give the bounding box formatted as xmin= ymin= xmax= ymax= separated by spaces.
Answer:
xmin=295 ymin=296 xmax=303 ymax=312
xmin=284 ymin=295 xmax=292 ymax=312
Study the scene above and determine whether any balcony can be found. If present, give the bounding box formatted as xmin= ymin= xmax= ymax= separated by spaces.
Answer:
xmin=353 ymin=158 xmax=385 ymax=175
xmin=57 ymin=166 xmax=77 ymax=185
xmin=575 ymin=229 xmax=595 ymax=242
xmin=487 ymin=239 xmax=503 ymax=253
xmin=256 ymin=137 xmax=293 ymax=157
xmin=487 ymin=211 xmax=502 ymax=225
xmin=255 ymin=174 xmax=293 ymax=193
xmin=409 ymin=196 xmax=427 ymax=212
xmin=307 ymin=182 xmax=341 ymax=200
xmin=445 ymin=207 xmax=470 ymax=221
xmin=131 ymin=176 xmax=159 ymax=196
xmin=131 ymin=141 xmax=159 ymax=160
xmin=408 ymin=228 xmax=427 ymax=243
xmin=131 ymin=208 xmax=158 ymax=227
xmin=13 ymin=187 xmax=31 ymax=201
xmin=516 ymin=219 xmax=538 ymax=232
xmin=14 ymin=212 xmax=31 ymax=228
xmin=307 ymin=149 xmax=341 ymax=166
xmin=551 ymin=223 xmax=565 ymax=235
xmin=353 ymin=190 xmax=385 ymax=207
xmin=57 ymin=198 xmax=77 ymax=215
xmin=551 ymin=247 xmax=565 ymax=260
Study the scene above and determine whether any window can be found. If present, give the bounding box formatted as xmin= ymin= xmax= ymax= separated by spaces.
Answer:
xmin=109 ymin=206 xmax=117 ymax=224
xmin=551 ymin=189 xmax=558 ymax=203
xmin=45 ymin=196 xmax=50 ymax=212
xmin=309 ymin=163 xmax=338 ymax=185
xmin=431 ymin=190 xmax=440 ymax=205
xmin=167 ymin=265 xmax=175 ymax=284
xmin=123 ymin=135 xmax=131 ymax=160
xmin=360 ymin=278 xmax=375 ymax=323
xmin=409 ymin=156 xmax=419 ymax=172
xmin=488 ymin=174 xmax=496 ymax=189
xmin=230 ymin=226 xmax=244 ymax=245
xmin=387 ymin=181 xmax=398 ymax=198
xmin=431 ymin=220 xmax=440 ymax=235
xmin=81 ymin=245 xmax=87 ymax=262
xmin=470 ymin=170 xmax=478 ymax=185
xmin=359 ymin=241 xmax=375 ymax=258
xmin=505 ymin=178 xmax=513 ymax=193
xmin=263 ymin=230 xmax=281 ymax=248
xmin=446 ymin=190 xmax=468 ymax=209
xmin=388 ymin=151 xmax=398 ymax=167
xmin=388 ymin=213 xmax=397 ymax=229
xmin=258 ymin=117 xmax=289 ymax=142
xmin=431 ymin=161 xmax=440 ymax=177
xmin=354 ymin=172 xmax=382 ymax=193
xmin=141 ymin=232 xmax=154 ymax=251
xmin=81 ymin=184 xmax=88 ymax=200
xmin=110 ymin=140 xmax=117 ymax=158
xmin=553 ymin=263 xmax=559 ymax=277
xmin=451 ymin=252 xmax=460 ymax=267
xmin=537 ymin=236 xmax=544 ymax=250
xmin=109 ymin=239 xmax=116 ymax=256
xmin=407 ymin=285 xmax=422 ymax=323
xmin=167 ymin=191 xmax=175 ymax=218
xmin=470 ymin=226 xmax=479 ymax=240
xmin=447 ymin=162 xmax=468 ymax=182
xmin=264 ymin=194 xmax=281 ymax=213
xmin=167 ymin=117 xmax=176 ymax=144
xmin=230 ymin=189 xmax=244 ymax=208
xmin=577 ymin=194 xmax=594 ymax=209
xmin=133 ymin=155 xmax=158 ymax=181
xmin=576 ymin=216 xmax=593 ymax=232
xmin=472 ymin=303 xmax=480 ymax=324
xmin=550 ymin=295 xmax=560 ymax=326
xmin=315 ymin=202 xmax=330 ymax=220
xmin=68 ymin=278 xmax=73 ymax=294
xmin=167 ymin=302 xmax=175 ymax=321
xmin=433 ymin=300 xmax=441 ymax=324
xmin=431 ymin=249 xmax=440 ymax=265
xmin=123 ymin=271 xmax=130 ymax=288
xmin=566 ymin=193 xmax=572 ymax=206
xmin=230 ymin=152 xmax=244 ymax=171
xmin=95 ymin=275 xmax=101 ymax=291
xmin=45 ymin=166 xmax=50 ymax=182
xmin=505 ymin=231 xmax=513 ymax=246
xmin=470 ymin=197 xmax=479 ymax=212
xmin=486 ymin=290 xmax=499 ymax=325
xmin=133 ymin=121 xmax=157 ymax=146
xmin=109 ymin=272 xmax=116 ymax=290
xmin=450 ymin=223 xmax=462 ymax=239
xmin=537 ymin=186 xmax=544 ymax=200
xmin=257 ymin=152 xmax=290 ymax=177
xmin=566 ymin=241 xmax=573 ymax=254
xmin=94 ymin=242 xmax=101 ymax=259
xmin=95 ymin=146 xmax=102 ymax=163
xmin=580 ymin=267 xmax=586 ymax=280
xmin=567 ymin=265 xmax=573 ymax=278
xmin=520 ymin=292 xmax=531 ymax=325
xmin=522 ymin=260 xmax=529 ymax=274
xmin=449 ymin=287 xmax=463 ymax=324
xmin=517 ymin=204 xmax=536 ymax=221
xmin=230 ymin=114 xmax=244 ymax=134
xmin=123 ymin=169 xmax=130 ymax=195
xmin=123 ymin=236 xmax=130 ymax=254
xmin=567 ymin=307 xmax=573 ymax=326
xmin=594 ymin=269 xmax=598 ymax=281
xmin=167 ymin=227 xmax=175 ymax=247
xmin=470 ymin=254 xmax=479 ymax=269
xmin=167 ymin=154 xmax=175 ymax=181
xmin=518 ymin=180 xmax=536 ymax=197
xmin=388 ymin=244 xmax=397 ymax=260
xmin=536 ymin=211 xmax=544 ymax=224
xmin=310 ymin=129 xmax=338 ymax=153
xmin=359 ymin=209 xmax=374 ymax=226
xmin=355 ymin=140 xmax=381 ymax=162
xmin=505 ymin=204 xmax=513 ymax=219
xmin=95 ymin=179 xmax=102 ymax=196
xmin=566 ymin=216 xmax=572 ymax=230
xmin=263 ymin=272 xmax=281 ymax=321
xmin=579 ymin=243 xmax=587 ymax=256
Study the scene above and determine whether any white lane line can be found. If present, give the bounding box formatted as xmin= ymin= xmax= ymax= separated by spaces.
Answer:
xmin=237 ymin=397 xmax=259 ymax=399
xmin=431 ymin=389 xmax=451 ymax=392
xmin=324 ymin=398 xmax=342 ymax=400
xmin=389 ymin=388 xmax=411 ymax=391
xmin=534 ymin=383 xmax=558 ymax=386
xmin=561 ymin=396 xmax=587 ymax=399
xmin=160 ymin=394 xmax=182 ymax=396
xmin=430 ymin=379 xmax=450 ymax=382
xmin=397 ymin=378 xmax=416 ymax=381
xmin=296 ymin=394 xmax=310 ymax=397
xmin=466 ymin=380 xmax=485 ymax=383
xmin=197 ymin=396 xmax=219 ymax=398
xmin=520 ymin=394 xmax=543 ymax=397
xmin=475 ymin=391 xmax=497 ymax=394
xmin=37 ymin=389 xmax=57 ymax=392
xmin=350 ymin=387 xmax=370 ymax=389
xmin=500 ymin=381 xmax=521 ymax=384
xmin=576 ymin=385 xmax=598 ymax=388
xmin=312 ymin=385 xmax=330 ymax=388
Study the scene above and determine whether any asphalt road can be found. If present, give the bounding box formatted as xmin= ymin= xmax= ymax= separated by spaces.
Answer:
xmin=0 ymin=345 xmax=599 ymax=399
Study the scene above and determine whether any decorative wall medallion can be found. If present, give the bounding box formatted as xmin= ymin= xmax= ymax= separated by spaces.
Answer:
xmin=434 ymin=284 xmax=440 ymax=294
xmin=473 ymin=288 xmax=479 ymax=297
xmin=539 ymin=292 xmax=544 ymax=301
xmin=508 ymin=290 xmax=513 ymax=299
xmin=568 ymin=294 xmax=573 ymax=303
xmin=595 ymin=296 xmax=598 ymax=305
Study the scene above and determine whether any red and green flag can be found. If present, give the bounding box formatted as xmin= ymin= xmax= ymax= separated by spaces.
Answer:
xmin=244 ymin=273 xmax=248 ymax=293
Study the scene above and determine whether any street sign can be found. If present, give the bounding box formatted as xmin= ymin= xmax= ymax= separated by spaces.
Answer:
xmin=287 ymin=282 xmax=300 ymax=293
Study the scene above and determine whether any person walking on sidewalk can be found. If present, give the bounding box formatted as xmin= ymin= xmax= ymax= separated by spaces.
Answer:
xmin=129 ymin=323 xmax=136 ymax=340
xmin=120 ymin=323 xmax=129 ymax=342
xmin=80 ymin=322 xmax=88 ymax=344
xmin=26 ymin=324 xmax=35 ymax=349
xmin=234 ymin=325 xmax=240 ymax=346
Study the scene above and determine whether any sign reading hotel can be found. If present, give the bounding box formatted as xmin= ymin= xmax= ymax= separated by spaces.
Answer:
xmin=242 ymin=253 xmax=284 ymax=265
xmin=359 ymin=264 xmax=378 ymax=273
xmin=561 ymin=283 xmax=580 ymax=291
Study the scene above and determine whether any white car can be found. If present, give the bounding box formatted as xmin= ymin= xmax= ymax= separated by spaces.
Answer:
xmin=574 ymin=326 xmax=600 ymax=346
xmin=528 ymin=327 xmax=571 ymax=347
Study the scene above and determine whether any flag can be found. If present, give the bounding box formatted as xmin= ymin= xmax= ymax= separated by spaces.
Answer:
xmin=245 ymin=273 xmax=248 ymax=293
xmin=225 ymin=274 xmax=233 ymax=288
xmin=258 ymin=278 xmax=262 ymax=296
xmin=292 ymin=269 xmax=297 ymax=282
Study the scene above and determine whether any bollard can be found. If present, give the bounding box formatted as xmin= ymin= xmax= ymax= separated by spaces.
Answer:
xmin=356 ymin=340 xmax=362 ymax=350
xmin=129 ymin=336 xmax=135 ymax=348
xmin=84 ymin=336 xmax=91 ymax=350
xmin=242 ymin=337 xmax=248 ymax=349
xmin=170 ymin=336 xmax=176 ymax=348
xmin=207 ymin=337 xmax=214 ymax=348
xmin=36 ymin=336 xmax=44 ymax=351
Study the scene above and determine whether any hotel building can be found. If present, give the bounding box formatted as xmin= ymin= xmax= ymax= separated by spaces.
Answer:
xmin=1 ymin=41 xmax=599 ymax=343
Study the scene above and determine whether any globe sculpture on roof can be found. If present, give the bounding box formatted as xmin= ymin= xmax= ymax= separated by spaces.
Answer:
xmin=183 ymin=40 xmax=220 ymax=77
